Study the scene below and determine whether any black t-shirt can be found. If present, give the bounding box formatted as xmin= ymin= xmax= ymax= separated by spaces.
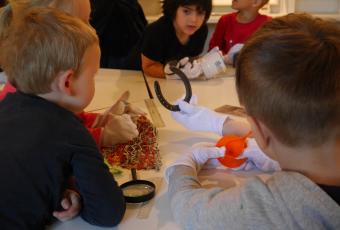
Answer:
xmin=90 ymin=0 xmax=147 ymax=58
xmin=141 ymin=16 xmax=208 ymax=65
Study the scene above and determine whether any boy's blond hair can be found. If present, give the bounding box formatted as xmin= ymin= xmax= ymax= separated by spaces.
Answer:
xmin=0 ymin=0 xmax=79 ymax=41
xmin=236 ymin=13 xmax=340 ymax=147
xmin=0 ymin=6 xmax=98 ymax=94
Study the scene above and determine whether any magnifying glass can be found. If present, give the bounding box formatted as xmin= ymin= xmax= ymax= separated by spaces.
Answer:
xmin=120 ymin=168 xmax=156 ymax=203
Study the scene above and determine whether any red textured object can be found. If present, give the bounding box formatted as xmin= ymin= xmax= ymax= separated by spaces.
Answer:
xmin=101 ymin=115 xmax=161 ymax=170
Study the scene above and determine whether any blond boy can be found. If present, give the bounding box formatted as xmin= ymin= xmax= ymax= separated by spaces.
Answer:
xmin=0 ymin=7 xmax=125 ymax=228
xmin=0 ymin=0 xmax=141 ymax=146
xmin=166 ymin=13 xmax=340 ymax=229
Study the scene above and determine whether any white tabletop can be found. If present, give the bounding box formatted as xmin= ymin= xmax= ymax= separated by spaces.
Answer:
xmin=50 ymin=68 xmax=253 ymax=230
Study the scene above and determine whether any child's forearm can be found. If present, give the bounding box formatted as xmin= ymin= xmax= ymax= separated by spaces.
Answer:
xmin=141 ymin=54 xmax=165 ymax=78
xmin=167 ymin=165 xmax=243 ymax=229
xmin=222 ymin=118 xmax=251 ymax=137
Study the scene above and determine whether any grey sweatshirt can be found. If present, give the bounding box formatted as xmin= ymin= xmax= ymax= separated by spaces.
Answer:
xmin=168 ymin=166 xmax=340 ymax=230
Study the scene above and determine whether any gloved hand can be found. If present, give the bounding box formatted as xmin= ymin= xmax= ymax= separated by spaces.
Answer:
xmin=207 ymin=46 xmax=220 ymax=55
xmin=92 ymin=90 xmax=145 ymax=128
xmin=223 ymin=43 xmax=244 ymax=65
xmin=191 ymin=142 xmax=226 ymax=170
xmin=164 ymin=144 xmax=225 ymax=183
xmin=101 ymin=114 xmax=139 ymax=146
xmin=186 ymin=139 xmax=281 ymax=172
xmin=241 ymin=138 xmax=281 ymax=172
xmin=198 ymin=46 xmax=227 ymax=79
xmin=180 ymin=60 xmax=203 ymax=79
xmin=171 ymin=96 xmax=228 ymax=135
xmin=164 ymin=57 xmax=189 ymax=80
xmin=164 ymin=57 xmax=202 ymax=80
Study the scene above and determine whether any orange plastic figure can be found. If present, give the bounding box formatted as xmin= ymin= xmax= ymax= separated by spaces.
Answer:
xmin=216 ymin=132 xmax=251 ymax=169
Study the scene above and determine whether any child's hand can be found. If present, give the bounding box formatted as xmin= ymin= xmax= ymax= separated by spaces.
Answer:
xmin=180 ymin=60 xmax=203 ymax=79
xmin=164 ymin=143 xmax=225 ymax=183
xmin=164 ymin=57 xmax=202 ymax=80
xmin=191 ymin=142 xmax=226 ymax=170
xmin=92 ymin=91 xmax=145 ymax=128
xmin=101 ymin=114 xmax=139 ymax=146
xmin=53 ymin=189 xmax=81 ymax=222
xmin=171 ymin=96 xmax=228 ymax=135
xmin=164 ymin=57 xmax=190 ymax=79
xmin=241 ymin=139 xmax=281 ymax=172
xmin=223 ymin=43 xmax=244 ymax=65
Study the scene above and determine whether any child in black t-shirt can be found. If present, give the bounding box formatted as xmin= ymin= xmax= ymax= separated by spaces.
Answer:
xmin=140 ymin=0 xmax=212 ymax=78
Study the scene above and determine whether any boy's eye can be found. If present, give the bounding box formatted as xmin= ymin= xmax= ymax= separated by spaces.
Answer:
xmin=197 ymin=10 xmax=206 ymax=16
xmin=183 ymin=8 xmax=191 ymax=14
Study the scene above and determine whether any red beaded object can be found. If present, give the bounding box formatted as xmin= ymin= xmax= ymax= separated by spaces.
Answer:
xmin=101 ymin=115 xmax=161 ymax=170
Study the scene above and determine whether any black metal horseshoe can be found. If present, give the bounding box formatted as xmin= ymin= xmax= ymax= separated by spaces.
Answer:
xmin=154 ymin=66 xmax=192 ymax=111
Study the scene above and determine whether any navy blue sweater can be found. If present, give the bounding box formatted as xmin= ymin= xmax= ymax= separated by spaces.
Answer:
xmin=0 ymin=92 xmax=125 ymax=229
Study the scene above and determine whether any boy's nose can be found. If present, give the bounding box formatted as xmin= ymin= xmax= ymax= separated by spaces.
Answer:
xmin=189 ymin=12 xmax=199 ymax=23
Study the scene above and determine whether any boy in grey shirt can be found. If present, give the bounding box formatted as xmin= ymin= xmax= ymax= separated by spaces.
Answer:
xmin=166 ymin=13 xmax=340 ymax=230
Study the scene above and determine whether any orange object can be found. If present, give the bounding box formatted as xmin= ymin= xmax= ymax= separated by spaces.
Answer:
xmin=216 ymin=132 xmax=251 ymax=169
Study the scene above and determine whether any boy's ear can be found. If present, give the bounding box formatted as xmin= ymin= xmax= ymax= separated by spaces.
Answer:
xmin=56 ymin=69 xmax=74 ymax=96
xmin=247 ymin=116 xmax=272 ymax=153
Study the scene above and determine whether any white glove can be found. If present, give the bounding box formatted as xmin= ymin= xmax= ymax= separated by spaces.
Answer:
xmin=173 ymin=139 xmax=281 ymax=172
xmin=171 ymin=96 xmax=228 ymax=135
xmin=164 ymin=57 xmax=202 ymax=80
xmin=199 ymin=46 xmax=227 ymax=79
xmin=164 ymin=144 xmax=225 ymax=183
xmin=223 ymin=43 xmax=244 ymax=65
xmin=92 ymin=90 xmax=145 ymax=128
xmin=180 ymin=60 xmax=203 ymax=79
xmin=164 ymin=57 xmax=189 ymax=80
xmin=208 ymin=46 xmax=220 ymax=55
xmin=241 ymin=138 xmax=281 ymax=172
xmin=101 ymin=114 xmax=139 ymax=146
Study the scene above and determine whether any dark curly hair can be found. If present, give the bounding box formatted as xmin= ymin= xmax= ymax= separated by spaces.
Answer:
xmin=162 ymin=0 xmax=212 ymax=22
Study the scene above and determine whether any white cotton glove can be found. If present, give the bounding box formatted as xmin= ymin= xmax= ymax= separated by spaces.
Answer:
xmin=101 ymin=114 xmax=139 ymax=146
xmin=240 ymin=138 xmax=281 ymax=172
xmin=191 ymin=142 xmax=226 ymax=170
xmin=171 ymin=96 xmax=228 ymax=135
xmin=180 ymin=60 xmax=203 ymax=79
xmin=164 ymin=57 xmax=189 ymax=80
xmin=164 ymin=144 xmax=225 ymax=183
xmin=207 ymin=46 xmax=220 ymax=55
xmin=164 ymin=57 xmax=203 ymax=80
xmin=223 ymin=43 xmax=244 ymax=65
xmin=198 ymin=46 xmax=227 ymax=79
xmin=92 ymin=90 xmax=146 ymax=128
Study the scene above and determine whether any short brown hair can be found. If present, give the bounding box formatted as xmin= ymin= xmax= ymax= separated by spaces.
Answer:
xmin=0 ymin=6 xmax=98 ymax=94
xmin=236 ymin=13 xmax=340 ymax=147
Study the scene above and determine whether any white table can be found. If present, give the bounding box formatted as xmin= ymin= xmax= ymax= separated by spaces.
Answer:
xmin=50 ymin=68 xmax=253 ymax=230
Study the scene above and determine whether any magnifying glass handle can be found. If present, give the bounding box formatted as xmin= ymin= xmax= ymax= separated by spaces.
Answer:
xmin=131 ymin=168 xmax=137 ymax=180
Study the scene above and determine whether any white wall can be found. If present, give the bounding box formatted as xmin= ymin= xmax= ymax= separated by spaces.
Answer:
xmin=139 ymin=0 xmax=340 ymax=19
